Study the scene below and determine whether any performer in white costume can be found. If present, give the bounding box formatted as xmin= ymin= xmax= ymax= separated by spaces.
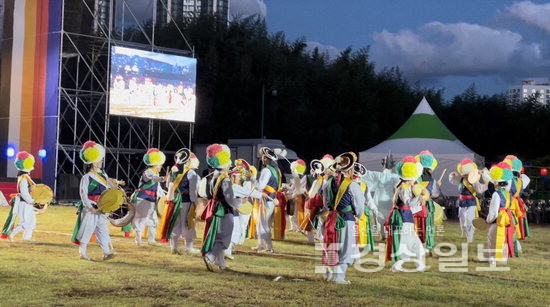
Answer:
xmin=6 ymin=152 xmax=38 ymax=242
xmin=224 ymin=159 xmax=258 ymax=259
xmin=132 ymin=148 xmax=166 ymax=246
xmin=169 ymin=151 xmax=201 ymax=254
xmin=201 ymin=144 xmax=243 ymax=271
xmin=72 ymin=141 xmax=120 ymax=261
xmin=385 ymin=156 xmax=427 ymax=272
xmin=485 ymin=162 xmax=515 ymax=265
xmin=252 ymin=147 xmax=281 ymax=253
xmin=449 ymin=158 xmax=488 ymax=243
xmin=288 ymin=159 xmax=307 ymax=232
xmin=352 ymin=162 xmax=378 ymax=253
xmin=322 ymin=152 xmax=365 ymax=284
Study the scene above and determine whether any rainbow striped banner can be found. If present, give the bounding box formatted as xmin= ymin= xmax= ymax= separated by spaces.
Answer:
xmin=0 ymin=0 xmax=61 ymax=187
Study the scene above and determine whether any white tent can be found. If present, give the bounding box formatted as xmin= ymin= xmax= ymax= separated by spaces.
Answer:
xmin=359 ymin=97 xmax=484 ymax=196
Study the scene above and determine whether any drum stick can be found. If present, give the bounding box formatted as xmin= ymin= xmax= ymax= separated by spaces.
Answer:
xmin=437 ymin=168 xmax=447 ymax=185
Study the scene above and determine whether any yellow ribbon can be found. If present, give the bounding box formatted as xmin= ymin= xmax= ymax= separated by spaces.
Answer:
xmin=463 ymin=179 xmax=481 ymax=217
xmin=333 ymin=177 xmax=353 ymax=211
xmin=357 ymin=213 xmax=368 ymax=247
xmin=495 ymin=190 xmax=511 ymax=261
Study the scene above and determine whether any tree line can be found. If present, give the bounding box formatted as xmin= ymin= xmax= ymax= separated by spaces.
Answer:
xmin=127 ymin=15 xmax=550 ymax=166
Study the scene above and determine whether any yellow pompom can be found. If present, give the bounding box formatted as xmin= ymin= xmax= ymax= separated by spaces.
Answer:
xmin=23 ymin=158 xmax=34 ymax=170
xmin=217 ymin=151 xmax=231 ymax=167
xmin=402 ymin=162 xmax=419 ymax=179
xmin=149 ymin=152 xmax=164 ymax=165
xmin=490 ymin=167 xmax=503 ymax=181
xmin=296 ymin=164 xmax=306 ymax=174
xmin=84 ymin=147 xmax=101 ymax=163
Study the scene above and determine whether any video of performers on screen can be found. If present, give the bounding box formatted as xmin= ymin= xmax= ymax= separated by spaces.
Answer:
xmin=109 ymin=46 xmax=197 ymax=122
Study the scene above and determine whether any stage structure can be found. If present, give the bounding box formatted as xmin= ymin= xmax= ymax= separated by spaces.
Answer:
xmin=0 ymin=0 xmax=196 ymax=201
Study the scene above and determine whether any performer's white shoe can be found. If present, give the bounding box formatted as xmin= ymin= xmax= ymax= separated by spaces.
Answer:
xmin=186 ymin=247 xmax=200 ymax=254
xmin=80 ymin=255 xmax=93 ymax=261
xmin=334 ymin=280 xmax=351 ymax=285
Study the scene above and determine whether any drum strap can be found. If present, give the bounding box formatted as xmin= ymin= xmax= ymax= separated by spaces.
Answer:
xmin=332 ymin=177 xmax=352 ymax=211
xmin=91 ymin=170 xmax=108 ymax=187
xmin=173 ymin=169 xmax=190 ymax=191
xmin=17 ymin=174 xmax=36 ymax=193
xmin=463 ymin=179 xmax=478 ymax=198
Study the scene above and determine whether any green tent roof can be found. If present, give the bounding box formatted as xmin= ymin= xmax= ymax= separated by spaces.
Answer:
xmin=387 ymin=98 xmax=457 ymax=141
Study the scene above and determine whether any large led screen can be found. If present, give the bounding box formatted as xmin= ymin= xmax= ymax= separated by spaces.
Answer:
xmin=109 ymin=46 xmax=197 ymax=122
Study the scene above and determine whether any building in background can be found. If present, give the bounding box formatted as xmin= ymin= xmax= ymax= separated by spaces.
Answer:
xmin=508 ymin=80 xmax=550 ymax=105
xmin=157 ymin=0 xmax=229 ymax=24
xmin=201 ymin=0 xmax=229 ymax=21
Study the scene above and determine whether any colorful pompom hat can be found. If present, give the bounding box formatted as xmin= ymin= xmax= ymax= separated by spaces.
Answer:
xmin=457 ymin=158 xmax=478 ymax=176
xmin=395 ymin=156 xmax=423 ymax=181
xmin=206 ymin=144 xmax=232 ymax=169
xmin=14 ymin=151 xmax=35 ymax=172
xmin=188 ymin=152 xmax=200 ymax=169
xmin=503 ymin=155 xmax=522 ymax=173
xmin=353 ymin=162 xmax=367 ymax=178
xmin=489 ymin=161 xmax=514 ymax=183
xmin=320 ymin=154 xmax=334 ymax=170
xmin=143 ymin=148 xmax=166 ymax=166
xmin=80 ymin=141 xmax=105 ymax=164
xmin=415 ymin=150 xmax=438 ymax=171
xmin=290 ymin=159 xmax=307 ymax=176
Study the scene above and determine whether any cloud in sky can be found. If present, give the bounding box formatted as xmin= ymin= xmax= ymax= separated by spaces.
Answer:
xmin=305 ymin=41 xmax=341 ymax=60
xmin=507 ymin=1 xmax=550 ymax=33
xmin=230 ymin=0 xmax=267 ymax=19
xmin=370 ymin=1 xmax=550 ymax=81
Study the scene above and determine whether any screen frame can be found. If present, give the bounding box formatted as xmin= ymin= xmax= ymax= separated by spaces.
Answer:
xmin=108 ymin=45 xmax=197 ymax=123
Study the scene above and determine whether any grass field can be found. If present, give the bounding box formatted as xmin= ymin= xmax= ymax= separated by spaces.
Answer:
xmin=1 ymin=205 xmax=550 ymax=306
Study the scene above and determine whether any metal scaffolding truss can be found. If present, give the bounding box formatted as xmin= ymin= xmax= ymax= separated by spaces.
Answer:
xmin=56 ymin=0 xmax=195 ymax=199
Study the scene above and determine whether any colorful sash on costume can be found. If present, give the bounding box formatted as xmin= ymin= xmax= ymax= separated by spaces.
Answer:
xmin=200 ymin=173 xmax=228 ymax=255
xmin=263 ymin=166 xmax=286 ymax=240
xmin=510 ymin=178 xmax=529 ymax=241
xmin=463 ymin=179 xmax=482 ymax=217
xmin=494 ymin=189 xmax=515 ymax=261
xmin=295 ymin=194 xmax=306 ymax=231
xmin=159 ymin=169 xmax=190 ymax=242
xmin=355 ymin=182 xmax=375 ymax=252
xmin=322 ymin=177 xmax=352 ymax=266
xmin=247 ymin=198 xmax=260 ymax=239
xmin=273 ymin=192 xmax=287 ymax=240
xmin=71 ymin=195 xmax=101 ymax=245
xmin=72 ymin=172 xmax=109 ymax=244
xmin=301 ymin=176 xmax=324 ymax=231
xmin=1 ymin=175 xmax=36 ymax=238
xmin=1 ymin=196 xmax=17 ymax=238
xmin=418 ymin=180 xmax=436 ymax=249
xmin=384 ymin=183 xmax=410 ymax=262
